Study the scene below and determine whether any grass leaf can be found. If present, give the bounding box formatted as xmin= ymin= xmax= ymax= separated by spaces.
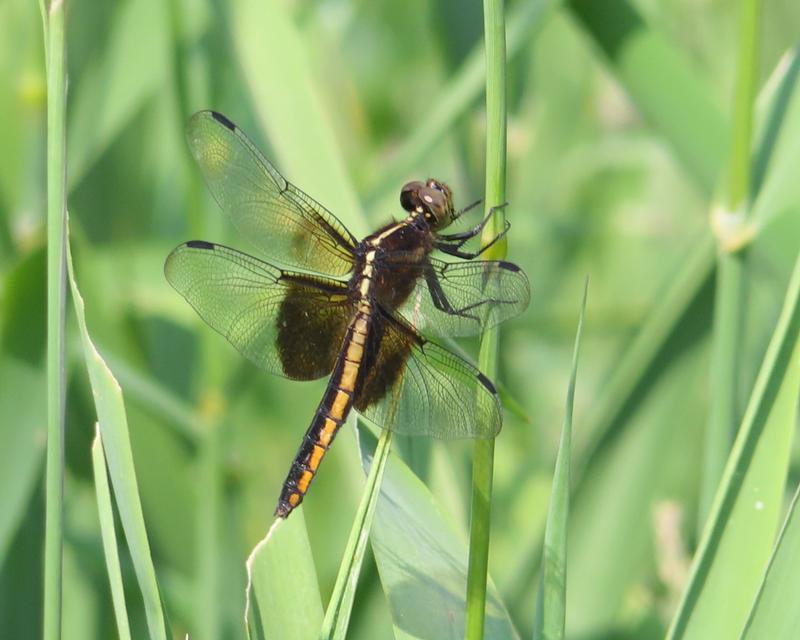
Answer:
xmin=533 ymin=279 xmax=588 ymax=640
xmin=244 ymin=512 xmax=323 ymax=640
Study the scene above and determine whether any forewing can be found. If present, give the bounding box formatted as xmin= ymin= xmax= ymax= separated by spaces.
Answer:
xmin=354 ymin=310 xmax=501 ymax=439
xmin=396 ymin=257 xmax=530 ymax=337
xmin=187 ymin=111 xmax=357 ymax=276
xmin=165 ymin=241 xmax=353 ymax=380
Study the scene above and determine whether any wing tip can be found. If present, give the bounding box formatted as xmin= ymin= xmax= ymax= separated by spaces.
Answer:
xmin=209 ymin=110 xmax=237 ymax=131
xmin=477 ymin=371 xmax=497 ymax=395
xmin=497 ymin=260 xmax=521 ymax=273
xmin=185 ymin=239 xmax=216 ymax=250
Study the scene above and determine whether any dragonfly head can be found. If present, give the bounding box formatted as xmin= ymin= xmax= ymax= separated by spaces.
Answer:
xmin=400 ymin=179 xmax=455 ymax=231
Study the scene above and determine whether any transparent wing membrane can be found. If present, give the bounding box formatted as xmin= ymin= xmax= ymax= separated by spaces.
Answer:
xmin=187 ymin=111 xmax=357 ymax=276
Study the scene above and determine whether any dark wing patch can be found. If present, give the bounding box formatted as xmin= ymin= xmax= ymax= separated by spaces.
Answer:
xmin=187 ymin=110 xmax=357 ymax=276
xmin=165 ymin=241 xmax=353 ymax=380
xmin=354 ymin=309 xmax=501 ymax=439
xmin=277 ymin=279 xmax=353 ymax=380
xmin=394 ymin=257 xmax=530 ymax=337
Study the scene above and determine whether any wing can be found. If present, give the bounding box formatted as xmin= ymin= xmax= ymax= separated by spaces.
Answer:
xmin=394 ymin=257 xmax=530 ymax=337
xmin=165 ymin=241 xmax=354 ymax=380
xmin=187 ymin=110 xmax=358 ymax=276
xmin=354 ymin=309 xmax=501 ymax=439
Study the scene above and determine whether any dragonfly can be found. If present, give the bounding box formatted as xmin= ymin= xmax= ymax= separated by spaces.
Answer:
xmin=165 ymin=111 xmax=530 ymax=518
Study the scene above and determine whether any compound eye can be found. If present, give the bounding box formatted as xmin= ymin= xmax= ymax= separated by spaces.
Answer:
xmin=400 ymin=181 xmax=425 ymax=212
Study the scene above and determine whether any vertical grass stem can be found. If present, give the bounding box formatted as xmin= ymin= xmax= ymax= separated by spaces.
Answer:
xmin=43 ymin=1 xmax=68 ymax=639
xmin=466 ymin=0 xmax=507 ymax=637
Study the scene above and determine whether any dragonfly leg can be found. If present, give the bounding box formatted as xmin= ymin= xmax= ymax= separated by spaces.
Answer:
xmin=436 ymin=204 xmax=510 ymax=259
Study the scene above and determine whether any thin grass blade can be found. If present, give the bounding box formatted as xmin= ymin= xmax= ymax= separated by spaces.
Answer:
xmin=91 ymin=427 xmax=133 ymax=640
xmin=67 ymin=233 xmax=168 ymax=640
xmin=533 ymin=280 xmax=588 ymax=640
xmin=319 ymin=426 xmax=392 ymax=639
xmin=244 ymin=512 xmax=323 ymax=640
xmin=667 ymin=251 xmax=800 ymax=639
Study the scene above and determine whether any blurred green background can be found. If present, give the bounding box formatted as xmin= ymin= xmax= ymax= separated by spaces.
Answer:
xmin=2 ymin=0 xmax=799 ymax=638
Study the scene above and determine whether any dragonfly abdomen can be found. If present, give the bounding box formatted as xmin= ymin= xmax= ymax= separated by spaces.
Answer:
xmin=274 ymin=307 xmax=371 ymax=518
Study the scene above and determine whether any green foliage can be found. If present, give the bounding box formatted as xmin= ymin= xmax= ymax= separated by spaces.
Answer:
xmin=2 ymin=0 xmax=799 ymax=638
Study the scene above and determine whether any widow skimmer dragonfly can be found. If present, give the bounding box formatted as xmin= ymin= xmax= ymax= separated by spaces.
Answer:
xmin=165 ymin=111 xmax=530 ymax=519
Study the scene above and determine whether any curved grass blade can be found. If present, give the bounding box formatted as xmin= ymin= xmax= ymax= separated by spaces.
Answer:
xmin=67 ymin=233 xmax=168 ymax=640
xmin=667 ymin=251 xmax=800 ymax=639
xmin=357 ymin=427 xmax=519 ymax=640
xmin=741 ymin=483 xmax=800 ymax=638
xmin=533 ymin=279 xmax=588 ymax=640
xmin=244 ymin=512 xmax=323 ymax=640
xmin=91 ymin=426 xmax=132 ymax=640
xmin=320 ymin=426 xmax=393 ymax=639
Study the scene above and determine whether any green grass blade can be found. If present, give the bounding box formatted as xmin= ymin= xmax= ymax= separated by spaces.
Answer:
xmin=533 ymin=280 xmax=588 ymax=640
xmin=741 ymin=482 xmax=800 ymax=638
xmin=320 ymin=426 xmax=392 ymax=639
xmin=67 ymin=235 xmax=168 ymax=640
xmin=357 ymin=428 xmax=519 ymax=639
xmin=568 ymin=0 xmax=727 ymax=194
xmin=667 ymin=251 xmax=800 ymax=639
xmin=244 ymin=512 xmax=323 ymax=640
xmin=91 ymin=427 xmax=133 ymax=640
xmin=466 ymin=0 xmax=508 ymax=637
xmin=43 ymin=0 xmax=67 ymax=636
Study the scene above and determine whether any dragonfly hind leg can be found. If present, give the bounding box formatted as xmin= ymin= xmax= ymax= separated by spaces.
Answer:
xmin=423 ymin=264 xmax=514 ymax=324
